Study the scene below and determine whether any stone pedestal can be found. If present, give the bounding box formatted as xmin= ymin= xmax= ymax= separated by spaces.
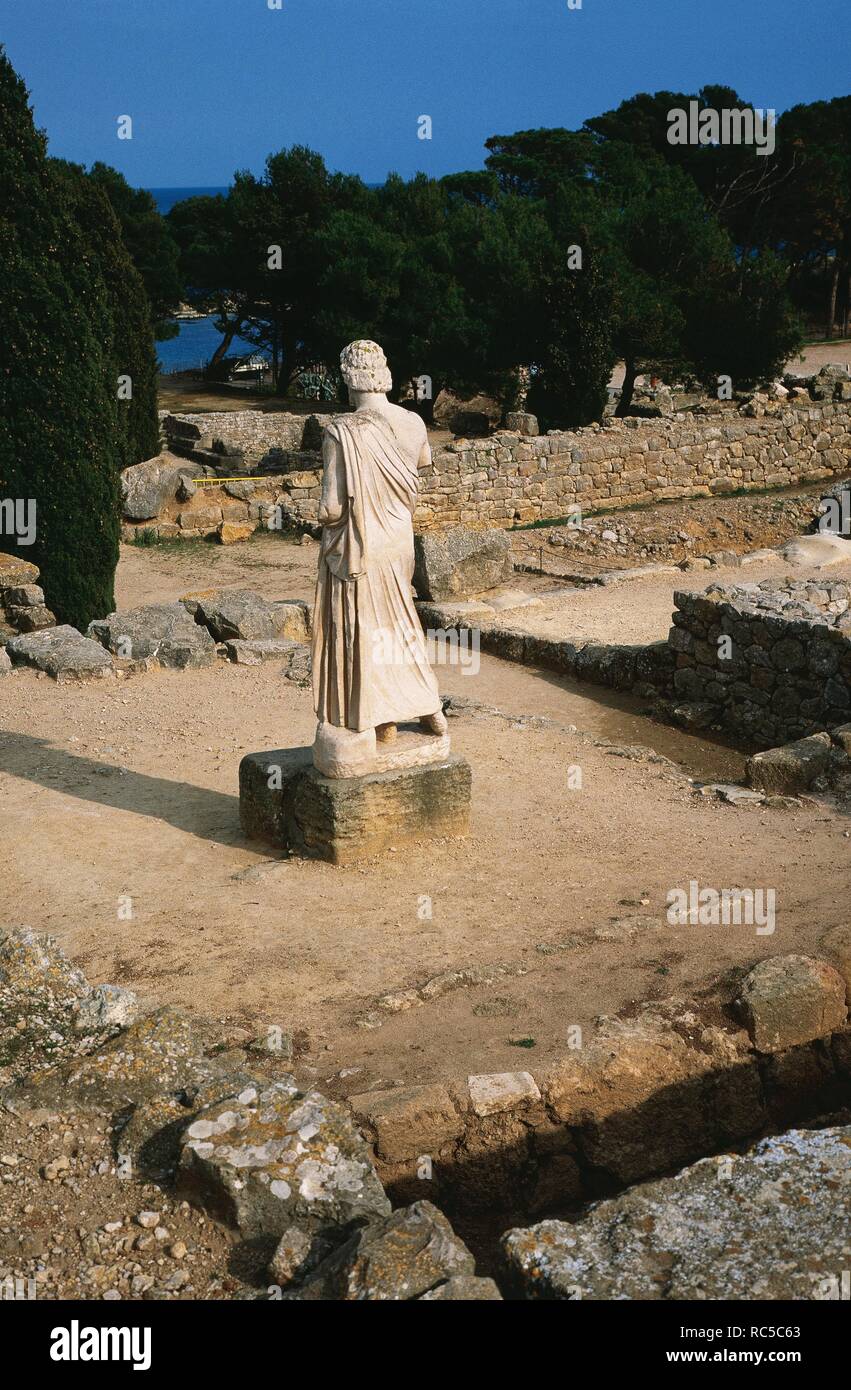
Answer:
xmin=239 ymin=747 xmax=471 ymax=865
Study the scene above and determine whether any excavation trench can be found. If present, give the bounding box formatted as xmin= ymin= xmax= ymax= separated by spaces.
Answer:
xmin=357 ymin=1024 xmax=851 ymax=1284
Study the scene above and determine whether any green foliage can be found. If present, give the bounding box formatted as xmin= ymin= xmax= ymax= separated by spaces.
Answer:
xmin=683 ymin=253 xmax=803 ymax=390
xmin=88 ymin=162 xmax=183 ymax=339
xmin=53 ymin=160 xmax=160 ymax=467
xmin=165 ymin=87 xmax=843 ymax=422
xmin=0 ymin=48 xmax=120 ymax=628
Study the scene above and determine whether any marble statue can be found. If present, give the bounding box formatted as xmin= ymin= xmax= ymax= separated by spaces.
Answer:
xmin=311 ymin=341 xmax=449 ymax=777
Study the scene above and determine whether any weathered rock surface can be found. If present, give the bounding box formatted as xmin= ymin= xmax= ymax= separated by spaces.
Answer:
xmin=239 ymin=747 xmax=471 ymax=864
xmin=88 ymin=604 xmax=216 ymax=669
xmin=223 ymin=638 xmax=309 ymax=682
xmin=10 ymin=1007 xmax=214 ymax=1111
xmin=217 ymin=521 xmax=257 ymax=545
xmin=0 ymin=554 xmax=39 ymax=588
xmin=120 ymin=452 xmax=196 ymax=520
xmin=179 ymin=1080 xmax=390 ymax=1240
xmin=0 ymin=928 xmax=91 ymax=1079
xmin=820 ymin=923 xmax=851 ymax=1001
xmin=117 ymin=1067 xmax=261 ymax=1182
xmin=467 ymin=1071 xmax=541 ymax=1117
xmin=72 ymin=983 xmax=139 ymax=1036
xmin=746 ymin=732 xmax=833 ymax=794
xmin=540 ymin=1008 xmax=758 ymax=1183
xmin=736 ymin=954 xmax=847 ymax=1054
xmin=187 ymin=589 xmax=310 ymax=643
xmin=413 ymin=526 xmax=514 ymax=600
xmin=503 ymin=1125 xmax=851 ymax=1300
xmin=286 ymin=1200 xmax=498 ymax=1301
xmin=0 ymin=567 xmax=56 ymax=640
xmin=419 ymin=1274 xmax=503 ymax=1300
xmin=5 ymin=625 xmax=114 ymax=681
xmin=349 ymin=1084 xmax=464 ymax=1164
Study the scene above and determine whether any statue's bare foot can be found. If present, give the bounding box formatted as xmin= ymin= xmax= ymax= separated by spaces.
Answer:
xmin=420 ymin=709 xmax=448 ymax=736
xmin=376 ymin=722 xmax=397 ymax=743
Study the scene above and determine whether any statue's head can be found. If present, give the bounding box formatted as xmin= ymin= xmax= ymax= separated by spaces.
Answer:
xmin=340 ymin=340 xmax=392 ymax=395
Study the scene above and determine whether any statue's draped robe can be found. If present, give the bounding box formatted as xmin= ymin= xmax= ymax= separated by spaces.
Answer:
xmin=311 ymin=410 xmax=441 ymax=732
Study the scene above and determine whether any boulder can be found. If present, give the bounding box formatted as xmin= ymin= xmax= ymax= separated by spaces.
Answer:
xmin=286 ymin=1201 xmax=491 ymax=1301
xmin=4 ymin=603 xmax=55 ymax=633
xmin=11 ymin=1007 xmax=215 ymax=1111
xmin=188 ymin=590 xmax=310 ymax=643
xmin=223 ymin=480 xmax=256 ymax=500
xmin=217 ymin=521 xmax=257 ymax=545
xmin=736 ymin=954 xmax=847 ymax=1054
xmin=0 ymin=929 xmax=147 ymax=1085
xmin=5 ymin=625 xmax=114 ymax=681
xmin=88 ymin=604 xmax=216 ymax=669
xmin=117 ymin=1067 xmax=262 ymax=1183
xmin=349 ymin=1083 xmax=464 ymax=1164
xmin=503 ymin=1125 xmax=851 ymax=1300
xmin=3 ymin=584 xmax=44 ymax=606
xmin=413 ymin=527 xmax=514 ymax=600
xmin=120 ymin=452 xmax=196 ymax=521
xmin=746 ymin=732 xmax=832 ymax=794
xmin=504 ymin=412 xmax=539 ymax=436
xmin=72 ymin=984 xmax=139 ymax=1035
xmin=833 ymin=722 xmax=851 ymax=756
xmin=177 ymin=507 xmax=222 ymax=531
xmin=0 ymin=553 xmax=40 ymax=589
xmin=0 ymin=649 xmax=11 ymax=675
xmin=179 ymin=1080 xmax=390 ymax=1241
xmin=224 ymin=637 xmax=304 ymax=666
xmin=0 ymin=928 xmax=91 ymax=1078
xmin=810 ymin=362 xmax=850 ymax=401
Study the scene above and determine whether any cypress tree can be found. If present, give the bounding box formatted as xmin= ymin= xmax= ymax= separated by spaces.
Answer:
xmin=0 ymin=49 xmax=121 ymax=629
xmin=54 ymin=160 xmax=161 ymax=468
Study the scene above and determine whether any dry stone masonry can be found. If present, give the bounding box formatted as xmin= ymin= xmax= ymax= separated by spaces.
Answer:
xmin=0 ymin=554 xmax=56 ymax=647
xmin=658 ymin=577 xmax=851 ymax=746
xmin=127 ymin=400 xmax=851 ymax=539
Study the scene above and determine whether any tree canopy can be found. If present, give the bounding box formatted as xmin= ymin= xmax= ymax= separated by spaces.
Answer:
xmin=162 ymin=80 xmax=851 ymax=424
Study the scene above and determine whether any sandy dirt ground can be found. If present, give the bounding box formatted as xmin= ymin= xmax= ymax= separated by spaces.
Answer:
xmin=480 ymin=552 xmax=851 ymax=647
xmin=2 ymin=536 xmax=850 ymax=1104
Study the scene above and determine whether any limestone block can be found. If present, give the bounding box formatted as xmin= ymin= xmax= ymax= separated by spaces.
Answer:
xmin=737 ymin=954 xmax=847 ymax=1053
xmin=467 ymin=1072 xmax=541 ymax=1117
xmin=6 ymin=625 xmax=114 ymax=681
xmin=349 ymin=1083 xmax=464 ymax=1163
xmin=413 ymin=526 xmax=513 ymax=600
xmin=217 ymin=521 xmax=257 ymax=544
xmin=239 ymin=747 xmax=471 ymax=865
xmin=746 ymin=732 xmax=832 ymax=793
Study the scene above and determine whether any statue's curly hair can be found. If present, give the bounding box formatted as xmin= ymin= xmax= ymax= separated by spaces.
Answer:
xmin=340 ymin=340 xmax=392 ymax=393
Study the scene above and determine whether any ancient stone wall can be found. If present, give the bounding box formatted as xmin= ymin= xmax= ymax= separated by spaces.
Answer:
xmin=417 ymin=402 xmax=851 ymax=528
xmin=418 ymin=574 xmax=851 ymax=752
xmin=659 ymin=579 xmax=851 ymax=747
xmin=160 ymin=410 xmax=331 ymax=471
xmin=121 ymin=471 xmax=322 ymax=542
xmin=150 ymin=402 xmax=851 ymax=533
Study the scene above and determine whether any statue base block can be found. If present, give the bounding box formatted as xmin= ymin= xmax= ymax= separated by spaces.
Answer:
xmin=239 ymin=747 xmax=471 ymax=865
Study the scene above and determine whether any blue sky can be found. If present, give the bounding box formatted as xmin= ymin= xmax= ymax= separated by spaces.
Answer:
xmin=3 ymin=0 xmax=849 ymax=187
